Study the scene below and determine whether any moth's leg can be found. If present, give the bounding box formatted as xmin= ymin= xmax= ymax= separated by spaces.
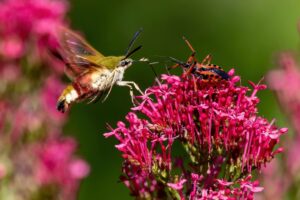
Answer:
xmin=117 ymin=81 xmax=144 ymax=95
xmin=116 ymin=81 xmax=144 ymax=104
xmin=116 ymin=81 xmax=135 ymax=104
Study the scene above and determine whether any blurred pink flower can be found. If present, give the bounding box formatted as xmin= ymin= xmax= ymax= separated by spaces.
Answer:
xmin=267 ymin=53 xmax=300 ymax=177
xmin=35 ymin=138 xmax=89 ymax=199
xmin=257 ymin=160 xmax=285 ymax=200
xmin=0 ymin=101 xmax=8 ymax=131
xmin=261 ymin=52 xmax=300 ymax=199
xmin=0 ymin=0 xmax=68 ymax=73
xmin=41 ymin=76 xmax=66 ymax=124
xmin=11 ymin=96 xmax=44 ymax=140
xmin=0 ymin=0 xmax=89 ymax=199
xmin=0 ymin=0 xmax=68 ymax=38
xmin=0 ymin=163 xmax=6 ymax=179
xmin=286 ymin=137 xmax=300 ymax=175
xmin=69 ymin=159 xmax=90 ymax=179
xmin=106 ymin=71 xmax=286 ymax=199
xmin=0 ymin=63 xmax=21 ymax=82
xmin=267 ymin=53 xmax=300 ymax=134
xmin=0 ymin=37 xmax=24 ymax=59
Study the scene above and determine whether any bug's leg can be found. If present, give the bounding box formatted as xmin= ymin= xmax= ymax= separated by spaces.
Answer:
xmin=183 ymin=36 xmax=199 ymax=63
xmin=201 ymin=54 xmax=212 ymax=65
xmin=192 ymin=75 xmax=198 ymax=91
xmin=183 ymin=53 xmax=197 ymax=76
xmin=168 ymin=57 xmax=188 ymax=70
xmin=183 ymin=36 xmax=196 ymax=53
xmin=168 ymin=63 xmax=180 ymax=70
xmin=183 ymin=61 xmax=197 ymax=78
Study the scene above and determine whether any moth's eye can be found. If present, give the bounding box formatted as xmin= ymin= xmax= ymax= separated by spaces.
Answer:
xmin=121 ymin=60 xmax=130 ymax=67
xmin=120 ymin=61 xmax=125 ymax=66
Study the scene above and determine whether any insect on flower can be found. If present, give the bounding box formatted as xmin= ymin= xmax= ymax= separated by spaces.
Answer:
xmin=169 ymin=37 xmax=230 ymax=82
xmin=51 ymin=27 xmax=145 ymax=113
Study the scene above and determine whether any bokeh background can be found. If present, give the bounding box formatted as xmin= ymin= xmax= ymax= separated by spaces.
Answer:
xmin=63 ymin=0 xmax=300 ymax=199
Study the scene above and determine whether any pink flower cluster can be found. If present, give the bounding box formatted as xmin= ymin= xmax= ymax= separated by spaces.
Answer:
xmin=0 ymin=0 xmax=89 ymax=199
xmin=106 ymin=70 xmax=286 ymax=199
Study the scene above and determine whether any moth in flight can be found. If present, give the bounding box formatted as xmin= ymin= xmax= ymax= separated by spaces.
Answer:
xmin=51 ymin=27 xmax=144 ymax=113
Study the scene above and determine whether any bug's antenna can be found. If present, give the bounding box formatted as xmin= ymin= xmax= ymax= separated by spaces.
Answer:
xmin=125 ymin=28 xmax=143 ymax=57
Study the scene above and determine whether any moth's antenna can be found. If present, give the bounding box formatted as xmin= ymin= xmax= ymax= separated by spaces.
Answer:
xmin=137 ymin=55 xmax=183 ymax=77
xmin=136 ymin=57 xmax=159 ymax=78
xmin=149 ymin=63 xmax=158 ymax=78
xmin=125 ymin=45 xmax=142 ymax=59
xmin=165 ymin=63 xmax=171 ymax=75
xmin=125 ymin=28 xmax=143 ymax=57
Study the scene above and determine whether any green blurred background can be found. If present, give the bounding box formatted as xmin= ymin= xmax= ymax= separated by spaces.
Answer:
xmin=64 ymin=0 xmax=300 ymax=199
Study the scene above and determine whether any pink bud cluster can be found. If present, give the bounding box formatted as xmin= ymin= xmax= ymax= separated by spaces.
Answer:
xmin=106 ymin=70 xmax=287 ymax=199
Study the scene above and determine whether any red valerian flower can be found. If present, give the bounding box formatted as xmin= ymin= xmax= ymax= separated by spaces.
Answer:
xmin=105 ymin=69 xmax=287 ymax=199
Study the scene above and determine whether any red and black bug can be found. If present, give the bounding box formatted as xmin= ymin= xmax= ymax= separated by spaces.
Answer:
xmin=169 ymin=37 xmax=230 ymax=82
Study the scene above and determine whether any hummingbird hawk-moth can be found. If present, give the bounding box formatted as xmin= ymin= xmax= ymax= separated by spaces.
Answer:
xmin=51 ymin=27 xmax=144 ymax=113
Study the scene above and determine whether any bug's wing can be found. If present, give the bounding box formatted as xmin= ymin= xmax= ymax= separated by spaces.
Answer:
xmin=57 ymin=27 xmax=106 ymax=80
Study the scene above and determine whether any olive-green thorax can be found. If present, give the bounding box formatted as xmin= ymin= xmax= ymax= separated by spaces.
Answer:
xmin=96 ymin=56 xmax=125 ymax=70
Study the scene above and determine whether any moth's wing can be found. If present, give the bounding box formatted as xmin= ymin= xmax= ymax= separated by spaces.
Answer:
xmin=58 ymin=27 xmax=106 ymax=80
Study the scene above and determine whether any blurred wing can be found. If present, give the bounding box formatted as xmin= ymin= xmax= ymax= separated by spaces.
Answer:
xmin=58 ymin=27 xmax=106 ymax=80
